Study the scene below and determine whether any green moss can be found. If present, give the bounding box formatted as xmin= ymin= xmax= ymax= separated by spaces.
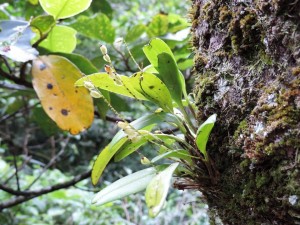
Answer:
xmin=218 ymin=6 xmax=231 ymax=22
xmin=255 ymin=173 xmax=269 ymax=189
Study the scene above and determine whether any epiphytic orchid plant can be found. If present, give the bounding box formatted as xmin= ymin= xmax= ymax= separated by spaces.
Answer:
xmin=75 ymin=38 xmax=217 ymax=217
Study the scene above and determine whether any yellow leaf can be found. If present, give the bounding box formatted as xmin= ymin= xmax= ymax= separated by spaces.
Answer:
xmin=32 ymin=55 xmax=94 ymax=135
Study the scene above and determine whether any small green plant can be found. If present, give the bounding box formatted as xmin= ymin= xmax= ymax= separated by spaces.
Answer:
xmin=75 ymin=38 xmax=217 ymax=217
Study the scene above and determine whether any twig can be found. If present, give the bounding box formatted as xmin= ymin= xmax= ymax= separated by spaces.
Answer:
xmin=12 ymin=150 xmax=20 ymax=191
xmin=0 ymin=65 xmax=32 ymax=88
xmin=24 ymin=137 xmax=70 ymax=190
xmin=0 ymin=170 xmax=91 ymax=211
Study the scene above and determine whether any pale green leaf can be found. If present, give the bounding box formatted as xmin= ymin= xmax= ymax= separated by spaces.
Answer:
xmin=39 ymin=25 xmax=77 ymax=53
xmin=75 ymin=73 xmax=147 ymax=100
xmin=39 ymin=0 xmax=92 ymax=19
xmin=145 ymin=162 xmax=179 ymax=217
xmin=92 ymin=168 xmax=157 ymax=206
xmin=195 ymin=114 xmax=217 ymax=158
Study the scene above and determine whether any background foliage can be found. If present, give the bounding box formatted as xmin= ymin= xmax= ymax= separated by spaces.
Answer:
xmin=0 ymin=0 xmax=208 ymax=224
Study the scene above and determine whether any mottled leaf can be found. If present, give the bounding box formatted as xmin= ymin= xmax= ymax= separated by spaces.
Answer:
xmin=32 ymin=55 xmax=94 ymax=135
xmin=147 ymin=14 xmax=168 ymax=38
xmin=130 ymin=72 xmax=173 ymax=112
xmin=70 ymin=13 xmax=115 ymax=43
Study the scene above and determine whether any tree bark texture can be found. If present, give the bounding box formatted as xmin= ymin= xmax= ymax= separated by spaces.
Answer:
xmin=190 ymin=0 xmax=300 ymax=224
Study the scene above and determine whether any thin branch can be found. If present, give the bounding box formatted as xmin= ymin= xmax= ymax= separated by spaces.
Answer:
xmin=0 ymin=81 xmax=31 ymax=91
xmin=12 ymin=151 xmax=20 ymax=191
xmin=25 ymin=137 xmax=70 ymax=190
xmin=0 ymin=65 xmax=32 ymax=88
xmin=0 ymin=170 xmax=91 ymax=211
xmin=1 ymin=56 xmax=12 ymax=74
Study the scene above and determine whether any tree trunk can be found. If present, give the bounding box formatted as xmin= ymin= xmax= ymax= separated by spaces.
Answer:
xmin=190 ymin=0 xmax=300 ymax=224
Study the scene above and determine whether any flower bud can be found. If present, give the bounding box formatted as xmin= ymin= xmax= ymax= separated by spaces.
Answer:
xmin=103 ymin=54 xmax=111 ymax=63
xmin=99 ymin=44 xmax=108 ymax=55
xmin=155 ymin=108 xmax=163 ymax=113
xmin=131 ymin=135 xmax=142 ymax=143
xmin=117 ymin=121 xmax=128 ymax=129
xmin=141 ymin=156 xmax=151 ymax=165
xmin=90 ymin=90 xmax=102 ymax=98
xmin=83 ymin=81 xmax=94 ymax=90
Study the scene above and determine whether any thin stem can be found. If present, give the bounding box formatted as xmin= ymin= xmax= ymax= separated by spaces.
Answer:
xmin=12 ymin=151 xmax=20 ymax=191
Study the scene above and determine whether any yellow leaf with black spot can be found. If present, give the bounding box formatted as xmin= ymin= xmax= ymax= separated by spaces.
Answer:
xmin=32 ymin=55 xmax=94 ymax=135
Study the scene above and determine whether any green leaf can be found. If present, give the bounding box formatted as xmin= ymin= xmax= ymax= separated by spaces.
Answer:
xmin=31 ymin=106 xmax=59 ymax=135
xmin=151 ymin=149 xmax=192 ymax=164
xmin=177 ymin=58 xmax=194 ymax=70
xmin=145 ymin=162 xmax=179 ymax=217
xmin=38 ymin=25 xmax=77 ymax=53
xmin=91 ymin=112 xmax=183 ymax=185
xmin=30 ymin=15 xmax=56 ymax=36
xmin=130 ymin=72 xmax=173 ymax=112
xmin=75 ymin=73 xmax=148 ymax=100
xmin=110 ymin=93 xmax=130 ymax=112
xmin=147 ymin=14 xmax=169 ymax=38
xmin=157 ymin=52 xmax=184 ymax=108
xmin=142 ymin=65 xmax=158 ymax=74
xmin=39 ymin=0 xmax=92 ymax=19
xmin=91 ymin=0 xmax=113 ymax=19
xmin=92 ymin=167 xmax=157 ymax=205
xmin=53 ymin=53 xmax=98 ymax=75
xmin=195 ymin=114 xmax=217 ymax=158
xmin=70 ymin=13 xmax=115 ymax=43
xmin=125 ymin=24 xmax=146 ymax=42
xmin=0 ymin=20 xmax=38 ymax=62
xmin=143 ymin=38 xmax=174 ymax=70
xmin=91 ymin=138 xmax=127 ymax=186
xmin=167 ymin=13 xmax=190 ymax=33
xmin=114 ymin=128 xmax=154 ymax=162
xmin=143 ymin=38 xmax=187 ymax=99
xmin=110 ymin=112 xmax=182 ymax=148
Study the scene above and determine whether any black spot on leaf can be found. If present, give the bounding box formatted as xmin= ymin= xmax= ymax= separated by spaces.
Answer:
xmin=49 ymin=107 xmax=53 ymax=110
xmin=61 ymin=109 xmax=68 ymax=116
xmin=47 ymin=83 xmax=53 ymax=89
xmin=149 ymin=85 xmax=154 ymax=89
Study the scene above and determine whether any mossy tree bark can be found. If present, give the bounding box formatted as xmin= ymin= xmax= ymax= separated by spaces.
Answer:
xmin=190 ymin=0 xmax=300 ymax=224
